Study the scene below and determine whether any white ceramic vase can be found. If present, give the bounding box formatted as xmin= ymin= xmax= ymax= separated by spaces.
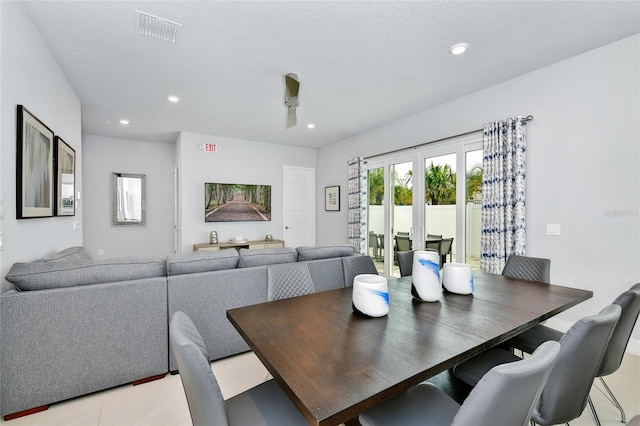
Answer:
xmin=352 ymin=274 xmax=389 ymax=317
xmin=411 ymin=251 xmax=442 ymax=302
xmin=442 ymin=263 xmax=474 ymax=295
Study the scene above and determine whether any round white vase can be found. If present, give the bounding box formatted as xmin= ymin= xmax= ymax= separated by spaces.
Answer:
xmin=411 ymin=251 xmax=442 ymax=302
xmin=352 ymin=274 xmax=389 ymax=317
xmin=442 ymin=263 xmax=474 ymax=295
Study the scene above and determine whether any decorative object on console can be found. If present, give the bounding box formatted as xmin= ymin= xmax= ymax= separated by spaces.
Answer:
xmin=325 ymin=185 xmax=340 ymax=211
xmin=265 ymin=234 xmax=273 ymax=242
xmin=442 ymin=263 xmax=474 ymax=295
xmin=411 ymin=250 xmax=442 ymax=302
xmin=204 ymin=182 xmax=271 ymax=222
xmin=352 ymin=274 xmax=389 ymax=317
xmin=209 ymin=231 xmax=218 ymax=244
xmin=16 ymin=105 xmax=54 ymax=219
xmin=54 ymin=136 xmax=75 ymax=216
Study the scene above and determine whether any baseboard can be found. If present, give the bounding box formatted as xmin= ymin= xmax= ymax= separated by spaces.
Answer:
xmin=544 ymin=317 xmax=640 ymax=356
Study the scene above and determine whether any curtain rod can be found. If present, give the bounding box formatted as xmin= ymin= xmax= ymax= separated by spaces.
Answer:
xmin=365 ymin=115 xmax=533 ymax=160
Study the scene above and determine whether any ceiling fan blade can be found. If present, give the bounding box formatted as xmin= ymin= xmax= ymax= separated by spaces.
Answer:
xmin=287 ymin=107 xmax=297 ymax=128
xmin=284 ymin=73 xmax=300 ymax=103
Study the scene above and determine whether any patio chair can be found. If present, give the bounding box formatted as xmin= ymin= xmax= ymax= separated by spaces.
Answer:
xmin=426 ymin=234 xmax=442 ymax=252
xmin=438 ymin=237 xmax=453 ymax=267
xmin=394 ymin=235 xmax=412 ymax=265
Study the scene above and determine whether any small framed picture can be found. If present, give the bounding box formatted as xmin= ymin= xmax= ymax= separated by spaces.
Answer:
xmin=16 ymin=105 xmax=54 ymax=219
xmin=54 ymin=136 xmax=76 ymax=216
xmin=325 ymin=185 xmax=340 ymax=211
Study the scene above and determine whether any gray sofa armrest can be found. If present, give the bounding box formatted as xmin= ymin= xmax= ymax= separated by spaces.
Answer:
xmin=0 ymin=277 xmax=168 ymax=417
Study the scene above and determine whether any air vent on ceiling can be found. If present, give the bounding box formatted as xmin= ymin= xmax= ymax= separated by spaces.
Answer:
xmin=136 ymin=10 xmax=182 ymax=44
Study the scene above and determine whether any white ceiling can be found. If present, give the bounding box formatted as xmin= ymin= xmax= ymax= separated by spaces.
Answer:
xmin=21 ymin=1 xmax=640 ymax=148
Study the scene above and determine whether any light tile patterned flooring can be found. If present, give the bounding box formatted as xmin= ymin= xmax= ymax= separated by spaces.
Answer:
xmin=2 ymin=350 xmax=638 ymax=426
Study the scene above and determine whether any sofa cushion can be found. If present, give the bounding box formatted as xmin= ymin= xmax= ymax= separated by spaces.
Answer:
xmin=6 ymin=257 xmax=166 ymax=291
xmin=166 ymin=250 xmax=239 ymax=276
xmin=37 ymin=246 xmax=93 ymax=262
xmin=296 ymin=245 xmax=356 ymax=261
xmin=238 ymin=247 xmax=298 ymax=268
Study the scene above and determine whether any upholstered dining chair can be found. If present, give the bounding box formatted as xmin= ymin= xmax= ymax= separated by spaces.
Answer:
xmin=342 ymin=255 xmax=378 ymax=287
xmin=508 ymin=283 xmax=640 ymax=424
xmin=396 ymin=250 xmax=414 ymax=277
xmin=453 ymin=304 xmax=621 ymax=426
xmin=502 ymin=255 xmax=551 ymax=283
xmin=267 ymin=262 xmax=315 ymax=301
xmin=359 ymin=341 xmax=561 ymax=426
xmin=169 ymin=311 xmax=308 ymax=426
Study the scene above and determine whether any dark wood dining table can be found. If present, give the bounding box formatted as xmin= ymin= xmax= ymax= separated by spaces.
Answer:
xmin=226 ymin=271 xmax=592 ymax=426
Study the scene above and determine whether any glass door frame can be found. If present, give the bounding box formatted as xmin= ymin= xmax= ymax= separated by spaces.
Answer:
xmin=366 ymin=134 xmax=482 ymax=276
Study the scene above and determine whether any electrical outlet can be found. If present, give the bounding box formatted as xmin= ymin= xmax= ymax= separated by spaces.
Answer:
xmin=546 ymin=224 xmax=561 ymax=236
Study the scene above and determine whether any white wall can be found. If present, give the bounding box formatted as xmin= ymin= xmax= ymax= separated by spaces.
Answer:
xmin=317 ymin=34 xmax=640 ymax=349
xmin=0 ymin=1 xmax=82 ymax=278
xmin=177 ymin=131 xmax=316 ymax=252
xmin=82 ymin=135 xmax=175 ymax=258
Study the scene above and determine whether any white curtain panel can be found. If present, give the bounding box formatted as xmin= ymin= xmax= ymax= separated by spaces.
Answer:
xmin=481 ymin=117 xmax=528 ymax=274
xmin=348 ymin=157 xmax=368 ymax=254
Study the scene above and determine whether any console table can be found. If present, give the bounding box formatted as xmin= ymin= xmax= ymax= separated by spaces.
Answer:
xmin=193 ymin=239 xmax=285 ymax=252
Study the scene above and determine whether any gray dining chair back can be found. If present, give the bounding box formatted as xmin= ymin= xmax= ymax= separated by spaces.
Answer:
xmin=532 ymin=304 xmax=620 ymax=425
xmin=502 ymin=254 xmax=551 ymax=283
xmin=342 ymin=255 xmax=378 ymax=287
xmin=170 ymin=311 xmax=229 ymax=425
xmin=267 ymin=263 xmax=314 ymax=301
xmin=359 ymin=340 xmax=560 ymax=426
xmin=508 ymin=283 xmax=640 ymax=423
xmin=453 ymin=304 xmax=621 ymax=426
xmin=425 ymin=234 xmax=442 ymax=252
xmin=396 ymin=250 xmax=414 ymax=277
xmin=170 ymin=311 xmax=308 ymax=426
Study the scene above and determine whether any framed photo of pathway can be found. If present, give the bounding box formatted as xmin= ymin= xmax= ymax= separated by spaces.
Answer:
xmin=325 ymin=185 xmax=340 ymax=211
xmin=16 ymin=105 xmax=54 ymax=218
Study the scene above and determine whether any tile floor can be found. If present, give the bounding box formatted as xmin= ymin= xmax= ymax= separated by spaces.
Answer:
xmin=1 ymin=350 xmax=638 ymax=426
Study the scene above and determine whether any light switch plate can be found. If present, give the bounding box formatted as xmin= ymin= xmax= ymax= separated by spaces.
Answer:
xmin=546 ymin=224 xmax=561 ymax=235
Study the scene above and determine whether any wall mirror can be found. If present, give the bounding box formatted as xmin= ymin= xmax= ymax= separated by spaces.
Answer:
xmin=112 ymin=172 xmax=146 ymax=225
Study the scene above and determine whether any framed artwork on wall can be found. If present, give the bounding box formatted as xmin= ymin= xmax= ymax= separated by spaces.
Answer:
xmin=325 ymin=185 xmax=340 ymax=211
xmin=16 ymin=105 xmax=54 ymax=219
xmin=54 ymin=136 xmax=76 ymax=216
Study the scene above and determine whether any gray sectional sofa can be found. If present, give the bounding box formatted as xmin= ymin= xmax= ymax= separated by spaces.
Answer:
xmin=0 ymin=244 xmax=364 ymax=419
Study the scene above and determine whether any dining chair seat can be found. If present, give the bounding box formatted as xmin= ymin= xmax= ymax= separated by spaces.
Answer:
xmin=453 ymin=304 xmax=621 ymax=426
xmin=169 ymin=311 xmax=308 ymax=426
xmin=359 ymin=341 xmax=560 ymax=426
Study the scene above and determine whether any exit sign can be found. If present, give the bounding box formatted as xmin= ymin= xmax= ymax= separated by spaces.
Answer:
xmin=201 ymin=143 xmax=220 ymax=152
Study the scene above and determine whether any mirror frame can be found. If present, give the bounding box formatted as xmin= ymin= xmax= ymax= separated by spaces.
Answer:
xmin=112 ymin=172 xmax=146 ymax=226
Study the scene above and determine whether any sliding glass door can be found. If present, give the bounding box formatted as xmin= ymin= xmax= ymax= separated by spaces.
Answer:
xmin=367 ymin=135 xmax=482 ymax=276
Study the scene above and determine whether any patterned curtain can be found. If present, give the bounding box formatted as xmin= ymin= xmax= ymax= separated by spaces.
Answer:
xmin=481 ymin=117 xmax=528 ymax=274
xmin=348 ymin=157 xmax=368 ymax=254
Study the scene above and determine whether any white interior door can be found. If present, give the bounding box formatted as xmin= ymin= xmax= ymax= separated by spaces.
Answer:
xmin=283 ymin=166 xmax=316 ymax=247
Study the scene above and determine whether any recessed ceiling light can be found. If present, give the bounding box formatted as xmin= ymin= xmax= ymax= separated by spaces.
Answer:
xmin=307 ymin=123 xmax=316 ymax=129
xmin=449 ymin=43 xmax=469 ymax=55
xmin=167 ymin=95 xmax=180 ymax=103
xmin=119 ymin=119 xmax=130 ymax=125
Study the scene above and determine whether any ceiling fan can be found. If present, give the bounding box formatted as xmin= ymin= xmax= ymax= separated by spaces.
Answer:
xmin=284 ymin=73 xmax=300 ymax=128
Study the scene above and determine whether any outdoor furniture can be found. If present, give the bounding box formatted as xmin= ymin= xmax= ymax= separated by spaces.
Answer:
xmin=426 ymin=234 xmax=442 ymax=252
xmin=394 ymin=235 xmax=412 ymax=265
xmin=368 ymin=231 xmax=380 ymax=260
xmin=227 ymin=272 xmax=592 ymax=425
xmin=438 ymin=237 xmax=453 ymax=267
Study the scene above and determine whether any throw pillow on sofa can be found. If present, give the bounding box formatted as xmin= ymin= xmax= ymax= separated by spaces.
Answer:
xmin=36 ymin=246 xmax=93 ymax=262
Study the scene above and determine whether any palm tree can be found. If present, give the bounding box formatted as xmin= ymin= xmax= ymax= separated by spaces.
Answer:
xmin=424 ymin=162 xmax=456 ymax=205
xmin=466 ymin=166 xmax=483 ymax=202
xmin=368 ymin=168 xmax=384 ymax=205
